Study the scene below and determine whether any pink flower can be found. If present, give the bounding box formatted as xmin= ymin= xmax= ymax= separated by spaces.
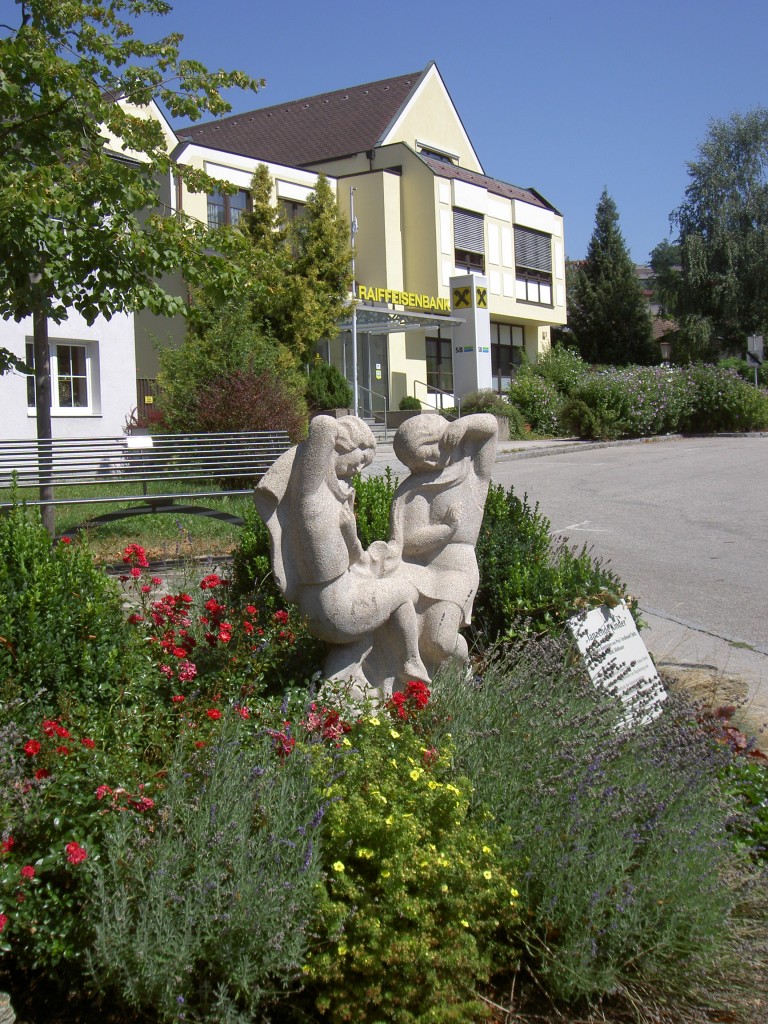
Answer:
xmin=95 ymin=785 xmax=113 ymax=801
xmin=151 ymin=577 xmax=163 ymax=586
xmin=236 ymin=706 xmax=250 ymax=720
xmin=274 ymin=609 xmax=290 ymax=625
xmin=127 ymin=613 xmax=144 ymax=625
xmin=159 ymin=664 xmax=174 ymax=679
xmin=130 ymin=796 xmax=155 ymax=812
xmin=65 ymin=842 xmax=87 ymax=865
xmin=246 ymin=605 xmax=257 ymax=616
xmin=80 ymin=737 xmax=95 ymax=749
xmin=171 ymin=694 xmax=186 ymax=704
xmin=177 ymin=661 xmax=197 ymax=683
xmin=0 ymin=913 xmax=8 ymax=933
xmin=2 ymin=837 xmax=15 ymax=854
xmin=24 ymin=739 xmax=41 ymax=757
xmin=206 ymin=709 xmax=222 ymax=720
xmin=200 ymin=574 xmax=222 ymax=590
xmin=20 ymin=865 xmax=35 ymax=881
xmin=130 ymin=567 xmax=142 ymax=579
xmin=123 ymin=544 xmax=149 ymax=568
xmin=56 ymin=745 xmax=71 ymax=756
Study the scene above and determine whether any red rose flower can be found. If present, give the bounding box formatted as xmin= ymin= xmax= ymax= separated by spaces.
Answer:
xmin=80 ymin=737 xmax=95 ymax=749
xmin=206 ymin=709 xmax=222 ymax=720
xmin=1 ymin=837 xmax=14 ymax=854
xmin=65 ymin=842 xmax=87 ymax=865
xmin=24 ymin=739 xmax=41 ymax=757
xmin=35 ymin=768 xmax=51 ymax=780
xmin=0 ymin=913 xmax=8 ymax=933
xmin=20 ymin=865 xmax=35 ymax=880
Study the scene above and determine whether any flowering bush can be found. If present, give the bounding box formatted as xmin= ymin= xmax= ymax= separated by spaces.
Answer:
xmin=299 ymin=681 xmax=522 ymax=1024
xmin=0 ymin=713 xmax=157 ymax=969
xmin=507 ymin=368 xmax=562 ymax=434
xmin=561 ymin=364 xmax=768 ymax=440
xmin=120 ymin=544 xmax=324 ymax=701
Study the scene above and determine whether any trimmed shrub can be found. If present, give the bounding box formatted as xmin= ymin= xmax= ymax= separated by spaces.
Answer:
xmin=0 ymin=506 xmax=146 ymax=711
xmin=398 ymin=395 xmax=422 ymax=411
xmin=459 ymin=389 xmax=527 ymax=439
xmin=473 ymin=484 xmax=626 ymax=642
xmin=306 ymin=359 xmax=353 ymax=412
xmin=507 ymin=369 xmax=562 ymax=434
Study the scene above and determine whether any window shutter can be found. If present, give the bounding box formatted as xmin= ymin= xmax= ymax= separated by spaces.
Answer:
xmin=514 ymin=226 xmax=551 ymax=272
xmin=453 ymin=209 xmax=485 ymax=254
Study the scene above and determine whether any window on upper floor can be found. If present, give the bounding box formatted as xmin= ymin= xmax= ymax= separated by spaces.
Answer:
xmin=207 ymin=187 xmax=251 ymax=229
xmin=514 ymin=226 xmax=553 ymax=305
xmin=453 ymin=208 xmax=485 ymax=274
xmin=278 ymin=198 xmax=307 ymax=224
xmin=26 ymin=340 xmax=98 ymax=414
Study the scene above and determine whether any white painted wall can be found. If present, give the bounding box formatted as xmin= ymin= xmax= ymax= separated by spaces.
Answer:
xmin=0 ymin=309 xmax=137 ymax=439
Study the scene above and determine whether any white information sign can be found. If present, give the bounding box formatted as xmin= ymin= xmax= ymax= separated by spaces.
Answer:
xmin=567 ymin=602 xmax=667 ymax=726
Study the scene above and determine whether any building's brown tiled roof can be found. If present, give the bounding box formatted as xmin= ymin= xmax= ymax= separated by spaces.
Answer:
xmin=420 ymin=156 xmax=555 ymax=212
xmin=180 ymin=69 xmax=427 ymax=167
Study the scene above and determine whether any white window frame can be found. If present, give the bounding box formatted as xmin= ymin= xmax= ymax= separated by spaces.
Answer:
xmin=26 ymin=339 xmax=98 ymax=416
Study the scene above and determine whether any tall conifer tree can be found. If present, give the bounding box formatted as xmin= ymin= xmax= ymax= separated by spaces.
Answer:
xmin=568 ymin=190 xmax=656 ymax=365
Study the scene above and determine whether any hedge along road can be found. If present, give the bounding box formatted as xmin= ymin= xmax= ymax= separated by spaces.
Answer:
xmin=492 ymin=434 xmax=768 ymax=654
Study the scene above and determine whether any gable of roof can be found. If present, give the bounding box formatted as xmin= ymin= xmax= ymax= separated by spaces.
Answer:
xmin=421 ymin=156 xmax=558 ymax=214
xmin=180 ymin=68 xmax=429 ymax=167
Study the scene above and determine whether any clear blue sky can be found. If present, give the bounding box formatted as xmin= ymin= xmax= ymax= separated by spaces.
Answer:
xmin=135 ymin=0 xmax=768 ymax=264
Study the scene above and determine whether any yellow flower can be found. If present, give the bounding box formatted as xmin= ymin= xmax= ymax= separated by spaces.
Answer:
xmin=428 ymin=780 xmax=439 ymax=790
xmin=341 ymin=737 xmax=352 ymax=746
xmin=441 ymin=884 xmax=448 ymax=893
xmin=510 ymin=887 xmax=520 ymax=898
xmin=337 ymin=944 xmax=348 ymax=955
xmin=445 ymin=784 xmax=461 ymax=795
xmin=332 ymin=861 xmax=345 ymax=873
xmin=369 ymin=717 xmax=381 ymax=726
xmin=482 ymin=845 xmax=492 ymax=854
xmin=385 ymin=816 xmax=394 ymax=826
xmin=381 ymin=870 xmax=391 ymax=878
xmin=483 ymin=870 xmax=492 ymax=880
xmin=390 ymin=729 xmax=400 ymax=739
xmin=357 ymin=847 xmax=374 ymax=859
xmin=409 ymin=768 xmax=421 ymax=781
xmin=460 ymin=919 xmax=470 ymax=928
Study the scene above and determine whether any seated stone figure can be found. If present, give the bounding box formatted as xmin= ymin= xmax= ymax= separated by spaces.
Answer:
xmin=254 ymin=415 xmax=430 ymax=696
xmin=388 ymin=413 xmax=498 ymax=677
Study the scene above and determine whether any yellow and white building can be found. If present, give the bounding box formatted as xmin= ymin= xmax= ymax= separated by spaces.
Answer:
xmin=178 ymin=62 xmax=566 ymax=416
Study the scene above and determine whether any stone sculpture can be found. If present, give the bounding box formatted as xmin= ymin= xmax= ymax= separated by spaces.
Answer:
xmin=254 ymin=413 xmax=497 ymax=697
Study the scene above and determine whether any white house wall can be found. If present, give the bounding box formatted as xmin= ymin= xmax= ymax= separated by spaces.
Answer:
xmin=0 ymin=309 xmax=137 ymax=440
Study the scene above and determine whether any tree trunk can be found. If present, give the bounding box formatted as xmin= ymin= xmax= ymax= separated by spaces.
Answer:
xmin=32 ymin=308 xmax=55 ymax=536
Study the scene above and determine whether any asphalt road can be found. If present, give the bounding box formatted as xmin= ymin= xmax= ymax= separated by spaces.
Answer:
xmin=491 ymin=436 xmax=768 ymax=652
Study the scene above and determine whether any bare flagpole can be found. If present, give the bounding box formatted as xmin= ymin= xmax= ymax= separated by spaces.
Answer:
xmin=350 ymin=187 xmax=358 ymax=417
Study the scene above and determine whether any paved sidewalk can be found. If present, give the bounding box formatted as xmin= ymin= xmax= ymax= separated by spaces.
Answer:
xmin=363 ymin=433 xmax=768 ymax=743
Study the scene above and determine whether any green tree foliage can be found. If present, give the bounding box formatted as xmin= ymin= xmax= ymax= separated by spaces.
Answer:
xmin=567 ymin=190 xmax=657 ymax=365
xmin=671 ymin=107 xmax=768 ymax=353
xmin=198 ymin=167 xmax=352 ymax=363
xmin=0 ymin=0 xmax=261 ymax=338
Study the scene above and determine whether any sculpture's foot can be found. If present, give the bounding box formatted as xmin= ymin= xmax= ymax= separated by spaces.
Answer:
xmin=401 ymin=659 xmax=432 ymax=686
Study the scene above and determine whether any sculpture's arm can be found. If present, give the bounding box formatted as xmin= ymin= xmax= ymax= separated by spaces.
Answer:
xmin=294 ymin=415 xmax=339 ymax=496
xmin=444 ymin=414 xmax=498 ymax=479
xmin=397 ymin=499 xmax=460 ymax=556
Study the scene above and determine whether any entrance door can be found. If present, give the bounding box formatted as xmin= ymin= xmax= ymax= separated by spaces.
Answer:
xmin=425 ymin=336 xmax=454 ymax=408
xmin=340 ymin=331 xmax=389 ymax=418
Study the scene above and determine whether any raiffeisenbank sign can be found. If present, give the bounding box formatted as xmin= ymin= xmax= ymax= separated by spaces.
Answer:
xmin=358 ymin=284 xmax=451 ymax=312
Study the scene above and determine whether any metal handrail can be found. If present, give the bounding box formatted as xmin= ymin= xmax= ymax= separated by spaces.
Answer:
xmin=412 ymin=381 xmax=461 ymax=419
xmin=356 ymin=383 xmax=390 ymax=438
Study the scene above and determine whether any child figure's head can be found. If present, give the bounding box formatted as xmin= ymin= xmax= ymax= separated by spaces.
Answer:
xmin=393 ymin=415 xmax=449 ymax=472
